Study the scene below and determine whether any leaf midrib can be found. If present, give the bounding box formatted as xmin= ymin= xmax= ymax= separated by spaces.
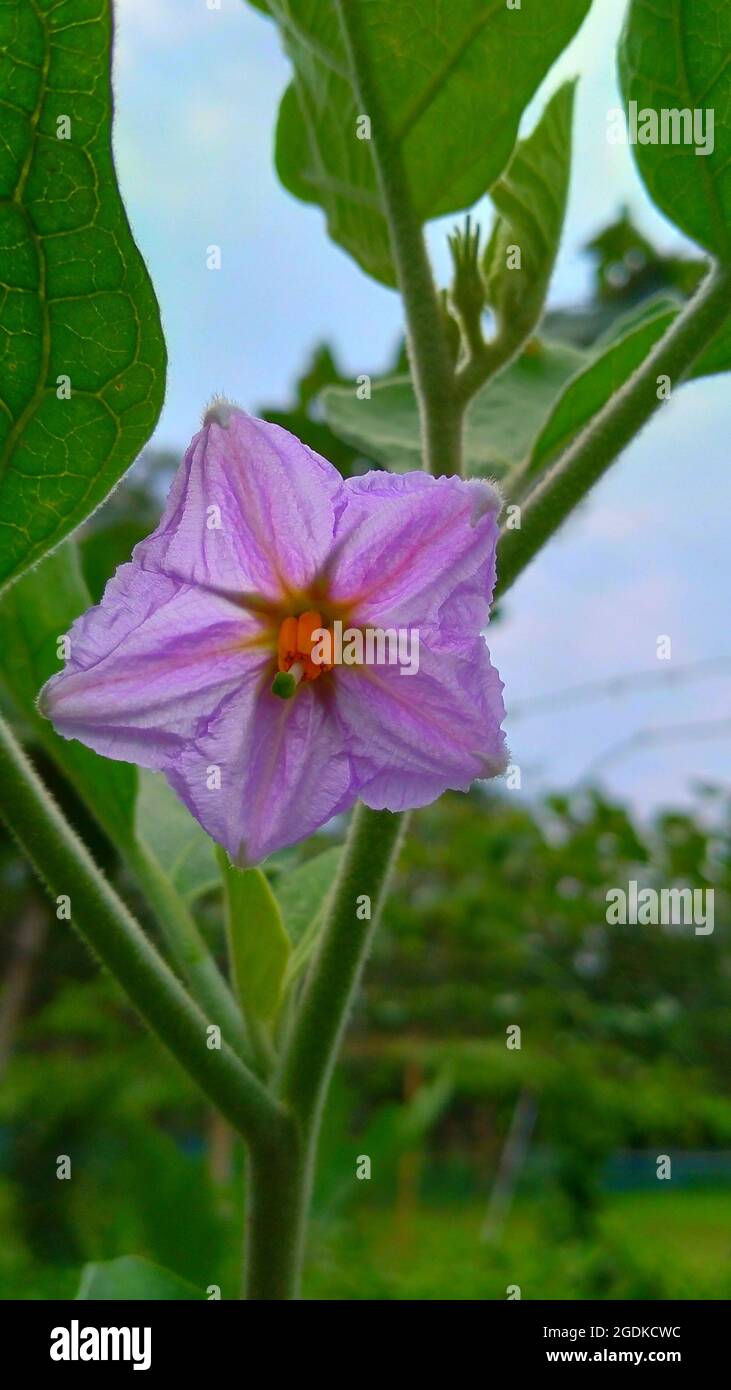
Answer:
xmin=0 ymin=0 xmax=52 ymax=487
xmin=672 ymin=0 xmax=729 ymax=256
xmin=391 ymin=0 xmax=505 ymax=143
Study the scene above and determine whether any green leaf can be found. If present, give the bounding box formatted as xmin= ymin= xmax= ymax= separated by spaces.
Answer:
xmin=692 ymin=314 xmax=731 ymax=377
xmin=0 ymin=0 xmax=166 ymax=592
xmin=619 ymin=0 xmax=731 ymax=259
xmin=276 ymin=846 xmax=342 ymax=991
xmin=275 ymin=845 xmax=342 ymax=944
xmin=466 ymin=342 xmax=586 ymax=474
xmin=77 ymin=1256 xmax=202 ymax=1301
xmin=524 ymin=307 xmax=677 ymax=480
xmin=323 ymin=341 xmax=585 ymax=476
xmin=0 ymin=541 xmax=137 ymax=842
xmin=323 ymin=377 xmax=421 ymax=472
xmin=269 ymin=0 xmax=592 ymax=284
xmin=591 ymin=292 xmax=683 ymax=347
xmin=483 ymin=82 xmax=576 ymax=336
xmin=219 ymin=853 xmax=291 ymax=1021
xmin=135 ymin=771 xmax=219 ymax=905
xmin=521 ymin=290 xmax=731 ymax=487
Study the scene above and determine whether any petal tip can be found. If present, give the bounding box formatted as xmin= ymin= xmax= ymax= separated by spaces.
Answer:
xmin=202 ymin=395 xmax=241 ymax=430
xmin=468 ymin=476 xmax=503 ymax=524
xmin=36 ymin=677 xmax=56 ymax=722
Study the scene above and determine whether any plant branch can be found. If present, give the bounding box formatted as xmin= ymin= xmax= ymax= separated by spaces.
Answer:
xmin=453 ymin=272 xmax=548 ymax=407
xmin=280 ymin=803 xmax=406 ymax=1132
xmin=335 ymin=0 xmax=461 ymax=476
xmin=244 ymin=1140 xmax=304 ymax=1300
xmin=127 ymin=838 xmax=251 ymax=1065
xmin=450 ymin=222 xmax=550 ymax=408
xmin=454 ymin=330 xmax=521 ymax=407
xmin=0 ymin=714 xmax=285 ymax=1153
xmin=495 ymin=260 xmax=731 ymax=600
xmin=242 ymin=804 xmax=406 ymax=1299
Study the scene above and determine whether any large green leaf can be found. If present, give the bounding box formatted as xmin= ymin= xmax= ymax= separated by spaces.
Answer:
xmin=135 ymin=771 xmax=219 ymax=905
xmin=520 ymin=291 xmax=731 ymax=487
xmin=0 ymin=541 xmax=137 ymax=842
xmin=524 ymin=307 xmax=677 ymax=480
xmin=483 ymin=81 xmax=576 ymax=337
xmin=323 ymin=341 xmax=585 ymax=476
xmin=692 ymin=314 xmax=731 ymax=377
xmin=275 ymin=845 xmax=342 ymax=990
xmin=268 ymin=0 xmax=592 ymax=285
xmin=77 ymin=1256 xmax=202 ymax=1301
xmin=583 ymin=291 xmax=682 ymax=349
xmin=275 ymin=845 xmax=342 ymax=944
xmin=619 ymin=0 xmax=731 ymax=259
xmin=0 ymin=0 xmax=166 ymax=591
xmin=466 ymin=342 xmax=585 ymax=474
xmin=219 ymin=854 xmax=291 ymax=1021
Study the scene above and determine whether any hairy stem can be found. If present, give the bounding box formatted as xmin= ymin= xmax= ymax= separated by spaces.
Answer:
xmin=243 ymin=1138 xmax=304 ymax=1300
xmin=280 ymin=805 xmax=406 ymax=1132
xmin=243 ymin=804 xmax=406 ymax=1299
xmin=454 ymin=306 xmax=539 ymax=407
xmin=496 ymin=260 xmax=731 ymax=599
xmin=0 ymin=715 xmax=284 ymax=1151
xmin=241 ymin=3 xmax=466 ymax=1289
xmin=127 ymin=838 xmax=251 ymax=1065
xmin=334 ymin=0 xmax=461 ymax=476
xmin=454 ymin=333 xmax=518 ymax=407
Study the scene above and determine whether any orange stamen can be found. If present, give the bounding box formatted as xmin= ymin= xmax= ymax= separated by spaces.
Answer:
xmin=277 ymin=616 xmax=299 ymax=672
xmin=276 ymin=610 xmax=332 ymax=686
xmin=297 ymin=610 xmax=322 ymax=657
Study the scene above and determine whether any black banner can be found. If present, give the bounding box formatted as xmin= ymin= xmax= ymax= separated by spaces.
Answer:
xmin=2 ymin=1298 xmax=725 ymax=1374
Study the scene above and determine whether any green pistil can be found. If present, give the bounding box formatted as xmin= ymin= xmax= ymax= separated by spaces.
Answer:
xmin=271 ymin=671 xmax=297 ymax=700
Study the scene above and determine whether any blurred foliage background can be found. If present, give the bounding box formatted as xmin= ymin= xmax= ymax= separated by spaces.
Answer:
xmin=1 ymin=218 xmax=730 ymax=1301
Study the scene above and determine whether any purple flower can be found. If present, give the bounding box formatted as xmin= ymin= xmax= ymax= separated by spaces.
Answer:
xmin=40 ymin=407 xmax=507 ymax=864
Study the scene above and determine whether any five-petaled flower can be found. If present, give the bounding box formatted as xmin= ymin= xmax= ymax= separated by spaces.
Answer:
xmin=39 ymin=406 xmax=507 ymax=864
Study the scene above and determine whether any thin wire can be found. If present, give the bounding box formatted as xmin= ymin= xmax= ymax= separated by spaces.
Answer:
xmin=584 ymin=717 xmax=731 ymax=777
xmin=509 ymin=655 xmax=731 ymax=721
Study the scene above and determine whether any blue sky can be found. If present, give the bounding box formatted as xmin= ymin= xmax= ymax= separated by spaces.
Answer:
xmin=111 ymin=0 xmax=731 ymax=816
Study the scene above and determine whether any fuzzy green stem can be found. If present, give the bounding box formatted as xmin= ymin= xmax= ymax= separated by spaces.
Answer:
xmin=454 ymin=334 xmax=518 ymax=406
xmin=0 ymin=714 xmax=283 ymax=1151
xmin=243 ymin=1139 xmax=304 ymax=1300
xmin=127 ymin=838 xmax=251 ymax=1065
xmin=242 ymin=803 xmax=406 ymax=1299
xmin=280 ymin=804 xmax=406 ymax=1131
xmin=496 ymin=260 xmax=731 ymax=599
xmin=334 ymin=0 xmax=461 ymax=476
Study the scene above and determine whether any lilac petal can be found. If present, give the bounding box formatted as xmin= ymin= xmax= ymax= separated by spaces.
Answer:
xmin=135 ymin=408 xmax=345 ymax=598
xmin=334 ymin=637 xmax=507 ymax=812
xmin=328 ymin=471 xmax=501 ymax=632
xmin=165 ymin=681 xmax=356 ymax=865
xmin=38 ymin=563 xmax=268 ymax=769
